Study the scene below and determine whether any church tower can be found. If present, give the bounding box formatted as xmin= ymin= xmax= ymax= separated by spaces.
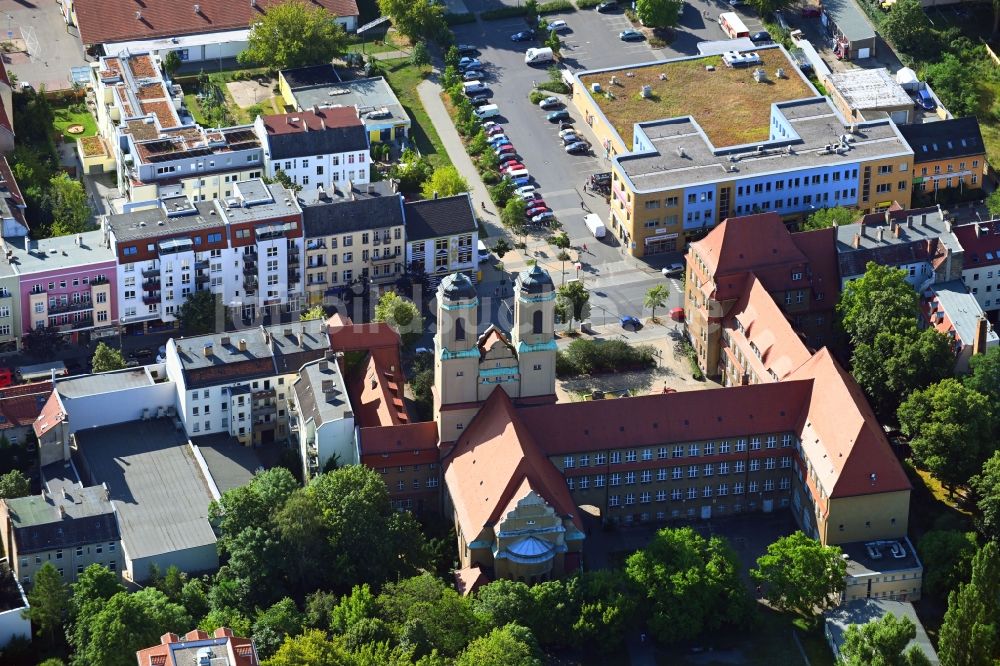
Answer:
xmin=434 ymin=273 xmax=481 ymax=444
xmin=511 ymin=265 xmax=557 ymax=400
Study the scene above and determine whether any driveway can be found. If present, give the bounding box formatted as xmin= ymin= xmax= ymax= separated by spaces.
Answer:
xmin=0 ymin=0 xmax=87 ymax=91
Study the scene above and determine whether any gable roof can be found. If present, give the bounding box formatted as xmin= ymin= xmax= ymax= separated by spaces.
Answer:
xmin=790 ymin=226 xmax=840 ymax=308
xmin=359 ymin=421 xmax=438 ymax=456
xmin=259 ymin=108 xmax=368 ymax=160
xmin=727 ymin=275 xmax=812 ymax=381
xmin=477 ymin=324 xmax=514 ymax=360
xmin=897 ymin=117 xmax=985 ymax=162
xmin=5 ymin=485 xmax=119 ymax=554
xmin=348 ymin=349 xmax=408 ymax=428
xmin=0 ymin=381 xmax=53 ymax=431
xmin=303 ymin=193 xmax=404 ymax=236
xmin=74 ymin=0 xmax=359 ymax=47
xmin=404 ymin=194 xmax=477 ymax=242
xmin=33 ymin=391 xmax=66 ymax=439
xmin=444 ymin=389 xmax=582 ymax=540
xmin=692 ymin=213 xmax=807 ymax=276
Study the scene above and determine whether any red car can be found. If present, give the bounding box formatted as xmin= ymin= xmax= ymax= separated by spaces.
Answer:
xmin=525 ymin=205 xmax=549 ymax=218
xmin=501 ymin=162 xmax=525 ymax=173
xmin=486 ymin=126 xmax=506 ymax=136
xmin=496 ymin=145 xmax=516 ymax=155
xmin=524 ymin=198 xmax=546 ymax=209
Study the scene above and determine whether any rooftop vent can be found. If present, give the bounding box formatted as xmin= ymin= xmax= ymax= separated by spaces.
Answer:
xmin=193 ymin=3 xmax=200 ymax=13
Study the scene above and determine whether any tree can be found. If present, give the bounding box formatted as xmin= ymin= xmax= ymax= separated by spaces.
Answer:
xmin=270 ymin=168 xmax=302 ymax=193
xmin=178 ymin=289 xmax=217 ymax=334
xmin=752 ymin=531 xmax=846 ymax=618
xmin=472 ymin=579 xmax=534 ymax=629
xmin=456 ymin=624 xmax=541 ymax=666
xmin=840 ymin=612 xmax=930 ymax=666
xmin=644 ymin=284 xmax=669 ymax=321
xmin=492 ymin=239 xmax=511 ymax=259
xmin=264 ymin=629 xmax=352 ymax=666
xmin=550 ymin=232 xmax=570 ymax=250
xmin=377 ymin=573 xmax=480 ymax=658
xmin=21 ymin=325 xmax=65 ymax=359
xmin=421 ymin=166 xmax=469 ymax=200
xmin=556 ymin=280 xmax=590 ymax=331
xmin=24 ymin=563 xmax=68 ymax=644
xmin=410 ymin=42 xmax=431 ymax=67
xmin=68 ymin=564 xmax=126 ymax=657
xmin=898 ymin=379 xmax=995 ymax=495
xmin=988 ymin=189 xmax=1000 ymax=219
xmin=924 ymin=54 xmax=980 ymax=118
xmin=837 ymin=262 xmax=919 ymax=345
xmin=635 ymin=0 xmax=684 ymax=28
xmin=966 ymin=345 xmax=1000 ymax=402
xmin=74 ymin=588 xmax=191 ymax=666
xmin=445 ymin=46 xmax=460 ymax=70
xmin=0 ymin=469 xmax=29 ymax=499
xmin=802 ymin=206 xmax=856 ymax=231
xmin=881 ymin=0 xmax=933 ymax=59
xmin=179 ymin=578 xmax=210 ymax=621
xmin=626 ymin=527 xmax=751 ymax=644
xmin=389 ymin=149 xmax=433 ymax=194
xmin=253 ymin=597 xmax=305 ymax=660
xmin=238 ymin=0 xmax=347 ymax=70
xmin=90 ymin=342 xmax=125 ymax=373
xmin=851 ymin=324 xmax=954 ymax=419
xmin=47 ymin=173 xmax=92 ymax=236
xmin=300 ymin=305 xmax=326 ymax=322
xmin=374 ymin=291 xmax=421 ymax=336
xmin=972 ymin=451 xmax=1000 ymax=542
xmin=938 ymin=542 xmax=1000 ymax=666
xmin=525 ymin=0 xmax=539 ymax=24
xmin=544 ymin=30 xmax=561 ymax=57
xmin=468 ymin=129 xmax=489 ymax=157
xmin=917 ymin=530 xmax=978 ymax=599
xmin=163 ymin=51 xmax=182 ymax=79
xmin=330 ymin=584 xmax=379 ymax=634
xmin=377 ymin=0 xmax=448 ymax=43
xmin=501 ymin=197 xmax=526 ymax=232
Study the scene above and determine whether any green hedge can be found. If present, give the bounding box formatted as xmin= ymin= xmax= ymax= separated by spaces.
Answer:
xmin=480 ymin=6 xmax=529 ymax=20
xmin=539 ymin=0 xmax=576 ymax=13
xmin=445 ymin=12 xmax=477 ymax=25
xmin=556 ymin=339 xmax=657 ymax=377
xmin=528 ymin=90 xmax=547 ymax=104
xmin=576 ymin=0 xmax=604 ymax=8
xmin=537 ymin=80 xmax=569 ymax=94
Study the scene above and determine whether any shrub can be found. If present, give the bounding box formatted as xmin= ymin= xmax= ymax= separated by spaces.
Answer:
xmin=481 ymin=170 xmax=500 ymax=184
xmin=445 ymin=12 xmax=477 ymax=24
xmin=481 ymin=6 xmax=529 ymax=20
xmin=576 ymin=0 xmax=603 ymax=7
xmin=556 ymin=351 xmax=577 ymax=377
xmin=537 ymin=80 xmax=570 ymax=94
xmin=539 ymin=0 xmax=576 ymax=13
xmin=677 ymin=338 xmax=704 ymax=381
xmin=528 ymin=90 xmax=547 ymax=104
xmin=558 ymin=339 xmax=657 ymax=377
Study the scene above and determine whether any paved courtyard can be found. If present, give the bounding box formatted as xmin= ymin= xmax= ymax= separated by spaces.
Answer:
xmin=0 ymin=0 xmax=87 ymax=91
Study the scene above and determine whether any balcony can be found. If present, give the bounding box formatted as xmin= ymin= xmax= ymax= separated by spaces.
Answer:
xmin=370 ymin=251 xmax=400 ymax=264
xmin=142 ymin=293 xmax=161 ymax=305
xmin=143 ymin=278 xmax=161 ymax=290
xmin=288 ymin=254 xmax=300 ymax=267
xmin=306 ymin=259 xmax=327 ymax=269
xmin=242 ymin=263 xmax=257 ymax=277
xmin=48 ymin=300 xmax=93 ymax=315
xmin=245 ymin=278 xmax=258 ymax=293
xmin=287 ymin=270 xmax=301 ymax=283
xmin=141 ymin=266 xmax=161 ymax=278
xmin=195 ymin=273 xmax=210 ymax=284
xmin=70 ymin=316 xmax=94 ymax=330
xmin=195 ymin=259 xmax=209 ymax=270
xmin=90 ymin=276 xmax=109 ymax=286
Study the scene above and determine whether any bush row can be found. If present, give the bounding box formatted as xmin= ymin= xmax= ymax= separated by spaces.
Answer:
xmin=445 ymin=12 xmax=477 ymax=24
xmin=575 ymin=0 xmax=604 ymax=8
xmin=480 ymin=6 xmax=529 ymax=20
xmin=539 ymin=0 xmax=576 ymax=14
xmin=556 ymin=338 xmax=657 ymax=377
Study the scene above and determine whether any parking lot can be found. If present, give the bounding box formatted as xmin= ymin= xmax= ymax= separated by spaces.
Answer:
xmin=0 ymin=0 xmax=88 ymax=91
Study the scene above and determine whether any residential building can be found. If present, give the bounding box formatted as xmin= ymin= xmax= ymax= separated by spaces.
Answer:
xmin=825 ymin=68 xmax=915 ymax=125
xmin=952 ymin=219 xmax=1000 ymax=314
xmin=8 ymin=231 xmax=118 ymax=346
xmin=405 ymin=194 xmax=479 ymax=284
xmin=570 ymin=48 xmax=913 ymax=257
xmin=290 ymin=353 xmax=356 ymax=478
xmin=163 ymin=319 xmax=330 ymax=445
xmin=897 ymin=118 xmax=987 ymax=199
xmin=826 ymin=600 xmax=938 ymax=664
xmin=136 ymin=628 xmax=259 ymax=666
xmin=301 ymin=183 xmax=406 ymax=299
xmin=92 ymin=52 xmax=264 ymax=208
xmin=0 ymin=156 xmax=29 ymax=240
xmin=254 ymin=107 xmax=371 ymax=190
xmin=278 ymin=65 xmax=411 ymax=144
xmin=0 ymin=381 xmax=53 ymax=446
xmin=0 ymin=258 xmax=20 ymax=354
xmin=360 ymin=422 xmax=440 ymax=513
xmin=923 ymin=280 xmax=999 ymax=371
xmin=68 ymin=0 xmax=358 ymax=63
xmin=0 ymin=60 xmax=13 ymax=155
xmin=1 ymin=484 xmax=122 ymax=587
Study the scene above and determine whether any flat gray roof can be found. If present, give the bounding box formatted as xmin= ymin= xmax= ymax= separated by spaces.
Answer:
xmin=6 ymin=230 xmax=116 ymax=274
xmin=191 ymin=433 xmax=271 ymax=494
xmin=219 ymin=181 xmax=301 ymax=225
xmin=617 ymin=97 xmax=911 ymax=192
xmin=829 ymin=68 xmax=912 ymax=110
xmin=75 ymin=418 xmax=217 ymax=561
xmin=826 ymin=599 xmax=939 ymax=664
xmin=823 ymin=0 xmax=877 ymax=43
xmin=293 ymin=357 xmax=351 ymax=428
xmin=173 ymin=319 xmax=328 ymax=372
xmin=291 ymin=77 xmax=408 ymax=128
xmin=106 ymin=200 xmax=225 ymax=244
xmin=56 ymin=367 xmax=155 ymax=398
xmin=841 ymin=539 xmax=921 ymax=577
xmin=932 ymin=279 xmax=999 ymax=346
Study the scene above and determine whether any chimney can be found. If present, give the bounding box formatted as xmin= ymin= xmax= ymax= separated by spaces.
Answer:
xmin=58 ymin=505 xmax=66 ymax=519
xmin=876 ymin=227 xmax=884 ymax=242
xmin=321 ymin=379 xmax=334 ymax=392
xmin=433 ymin=191 xmax=439 ymax=199
xmin=974 ymin=316 xmax=990 ymax=356
xmin=852 ymin=233 xmax=861 ymax=249
xmin=238 ymin=338 xmax=247 ymax=352
xmin=299 ymin=325 xmax=305 ymax=349
xmin=906 ymin=216 xmax=913 ymax=229
xmin=945 ymin=219 xmax=953 ymax=233
xmin=921 ymin=213 xmax=928 ymax=227
xmin=61 ymin=487 xmax=68 ymax=499
xmin=893 ymin=224 xmax=901 ymax=238
xmin=203 ymin=343 xmax=213 ymax=357
xmin=884 ymin=209 xmax=891 ymax=225
xmin=318 ymin=360 xmax=328 ymax=372
xmin=859 ymin=224 xmax=867 ymax=238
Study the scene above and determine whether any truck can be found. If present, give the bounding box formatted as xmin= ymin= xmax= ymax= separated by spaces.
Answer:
xmin=584 ymin=213 xmax=607 ymax=239
xmin=524 ymin=47 xmax=554 ymax=65
xmin=18 ymin=360 xmax=68 ymax=383
xmin=719 ymin=12 xmax=750 ymax=39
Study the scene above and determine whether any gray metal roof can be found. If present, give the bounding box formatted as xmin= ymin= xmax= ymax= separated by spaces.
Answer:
xmin=191 ymin=433 xmax=268 ymax=494
xmin=302 ymin=191 xmax=404 ymax=236
xmin=56 ymin=367 xmax=155 ymax=399
xmin=292 ymin=356 xmax=351 ymax=428
xmin=290 ymin=77 xmax=408 ymax=128
xmin=823 ymin=0 xmax=877 ymax=43
xmin=218 ymin=181 xmax=301 ymax=225
xmin=75 ymin=418 xmax=217 ymax=561
xmin=828 ymin=68 xmax=912 ymax=110
xmin=106 ymin=199 xmax=225 ymax=244
xmin=931 ymin=279 xmax=999 ymax=347
xmin=5 ymin=485 xmax=119 ymax=554
xmin=6 ymin=230 xmax=116 ymax=275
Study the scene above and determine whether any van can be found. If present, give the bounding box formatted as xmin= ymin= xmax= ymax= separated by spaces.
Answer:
xmin=584 ymin=213 xmax=607 ymax=239
xmin=463 ymin=80 xmax=487 ymax=95
xmin=506 ymin=168 xmax=529 ymax=179
xmin=477 ymin=240 xmax=491 ymax=263
xmin=719 ymin=12 xmax=749 ymax=39
xmin=474 ymin=104 xmax=500 ymax=119
xmin=524 ymin=47 xmax=554 ymax=65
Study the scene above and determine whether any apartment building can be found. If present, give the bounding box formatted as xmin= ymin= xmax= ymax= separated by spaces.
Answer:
xmin=290 ymin=354 xmax=356 ymax=478
xmin=135 ymin=628 xmax=259 ymax=666
xmin=360 ymin=422 xmax=440 ymax=513
xmin=92 ymin=52 xmax=264 ymax=209
xmin=9 ymin=231 xmax=117 ymax=346
xmin=253 ymin=107 xmax=371 ymax=191
xmin=163 ymin=320 xmax=330 ymax=445
xmin=898 ymin=117 xmax=986 ymax=200
xmin=571 ymin=48 xmax=913 ymax=257
xmin=404 ymin=194 xmax=479 ymax=284
xmin=1 ymin=485 xmax=122 ymax=588
xmin=301 ymin=184 xmax=406 ymax=300
xmin=952 ymin=220 xmax=1000 ymax=314
xmin=924 ymin=281 xmax=999 ymax=371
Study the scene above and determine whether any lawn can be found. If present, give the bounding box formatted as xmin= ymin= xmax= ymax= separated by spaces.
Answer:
xmin=578 ymin=50 xmax=814 ymax=149
xmin=52 ymin=104 xmax=98 ymax=139
xmin=661 ymin=605 xmax=834 ymax=666
xmin=903 ymin=459 xmax=974 ymax=542
xmin=382 ymin=58 xmax=450 ymax=167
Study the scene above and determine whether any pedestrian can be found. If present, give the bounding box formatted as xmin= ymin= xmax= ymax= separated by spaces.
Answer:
xmin=583 ymin=243 xmax=588 ymax=253
xmin=481 ymin=201 xmax=486 ymax=211
xmin=580 ymin=201 xmax=585 ymax=210
xmin=583 ymin=183 xmax=587 ymax=193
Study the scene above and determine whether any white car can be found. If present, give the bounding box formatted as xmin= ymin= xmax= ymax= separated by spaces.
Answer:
xmin=548 ymin=20 xmax=568 ymax=31
xmin=519 ymin=190 xmax=539 ymax=201
xmin=515 ymin=185 xmax=536 ymax=196
xmin=558 ymin=128 xmax=577 ymax=139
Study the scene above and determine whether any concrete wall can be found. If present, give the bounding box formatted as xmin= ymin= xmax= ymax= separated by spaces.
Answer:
xmin=317 ymin=415 xmax=357 ymax=469
xmin=125 ymin=542 xmax=218 ymax=583
xmin=822 ymin=490 xmax=911 ymax=545
xmin=0 ymin=581 xmax=29 ymax=648
xmin=61 ymin=380 xmax=177 ymax=434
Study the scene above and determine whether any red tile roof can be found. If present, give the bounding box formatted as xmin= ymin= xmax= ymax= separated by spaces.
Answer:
xmin=135 ymin=627 xmax=259 ymax=666
xmin=75 ymin=0 xmax=360 ymax=47
xmin=790 ymin=226 xmax=840 ymax=309
xmin=359 ymin=421 xmax=438 ymax=455
xmin=261 ymin=107 xmax=362 ymax=135
xmin=0 ymin=381 xmax=53 ymax=430
xmin=726 ymin=276 xmax=812 ymax=381
xmin=453 ymin=565 xmax=490 ymax=596
xmin=953 ymin=220 xmax=1000 ymax=269
xmin=694 ymin=213 xmax=806 ymax=277
xmin=326 ymin=315 xmax=401 ymax=354
xmin=348 ymin=348 xmax=409 ymax=428
xmin=32 ymin=391 xmax=65 ymax=439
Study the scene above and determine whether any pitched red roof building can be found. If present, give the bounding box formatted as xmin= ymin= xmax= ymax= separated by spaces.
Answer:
xmin=135 ymin=628 xmax=258 ymax=666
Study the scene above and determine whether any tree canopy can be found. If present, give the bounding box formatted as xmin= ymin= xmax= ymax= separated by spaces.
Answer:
xmin=917 ymin=530 xmax=978 ymax=600
xmin=421 ymin=166 xmax=469 ymax=200
xmin=73 ymin=588 xmax=191 ymax=666
xmin=839 ymin=612 xmax=931 ymax=666
xmin=239 ymin=0 xmax=347 ymax=70
xmin=965 ymin=345 xmax=1000 ymax=402
xmin=972 ymin=451 xmax=1000 ymax=543
xmin=644 ymin=284 xmax=669 ymax=320
xmin=924 ymin=54 xmax=980 ymax=118
xmin=455 ymin=624 xmax=541 ymax=666
xmin=377 ymin=0 xmax=448 ymax=43
xmin=178 ymin=289 xmax=218 ymax=334
xmin=802 ymin=206 xmax=857 ymax=231
xmin=635 ymin=0 xmax=684 ymax=28
xmin=374 ymin=291 xmax=421 ymax=337
xmin=25 ymin=562 xmax=68 ymax=644
xmin=0 ymin=469 xmax=30 ymax=499
xmin=47 ymin=173 xmax=92 ymax=237
xmin=881 ymin=0 xmax=934 ymax=60
xmin=938 ymin=542 xmax=1000 ymax=666
xmin=837 ymin=262 xmax=919 ymax=345
xmin=91 ymin=342 xmax=126 ymax=374
xmin=556 ymin=280 xmax=590 ymax=331
xmin=752 ymin=531 xmax=846 ymax=617
xmin=300 ymin=305 xmax=327 ymax=322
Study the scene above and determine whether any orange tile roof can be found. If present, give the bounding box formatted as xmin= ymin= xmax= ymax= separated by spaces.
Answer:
xmin=728 ymin=276 xmax=812 ymax=381
xmin=453 ymin=565 xmax=490 ymax=596
xmin=348 ymin=348 xmax=408 ymax=428
xmin=135 ymin=627 xmax=259 ymax=666
xmin=444 ymin=389 xmax=583 ymax=541
xmin=359 ymin=421 xmax=438 ymax=455
xmin=32 ymin=391 xmax=65 ymax=438
xmin=693 ymin=213 xmax=806 ymax=276
xmin=0 ymin=381 xmax=52 ymax=430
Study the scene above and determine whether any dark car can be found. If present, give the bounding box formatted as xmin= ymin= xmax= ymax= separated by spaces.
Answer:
xmin=750 ymin=30 xmax=772 ymax=43
xmin=457 ymin=44 xmax=478 ymax=55
xmin=565 ymin=141 xmax=589 ymax=154
xmin=916 ymin=88 xmax=936 ymax=111
xmin=546 ymin=110 xmax=570 ymax=122
xmin=511 ymin=30 xmax=535 ymax=41
xmin=597 ymin=1 xmax=617 ymax=11
xmin=619 ymin=29 xmax=644 ymax=41
xmin=498 ymin=153 xmax=522 ymax=164
xmin=620 ymin=315 xmax=642 ymax=330
xmin=469 ymin=95 xmax=491 ymax=107
xmin=558 ymin=121 xmax=574 ymax=131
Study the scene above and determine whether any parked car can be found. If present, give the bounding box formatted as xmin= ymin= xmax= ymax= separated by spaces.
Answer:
xmin=524 ymin=198 xmax=546 ymax=209
xmin=526 ymin=205 xmax=549 ymax=218
xmin=486 ymin=125 xmax=505 ymax=136
xmin=548 ymin=19 xmax=568 ymax=31
xmin=750 ymin=30 xmax=771 ymax=44
xmin=561 ymin=133 xmax=581 ymax=144
xmin=620 ymin=29 xmax=644 ymax=41
xmin=462 ymin=70 xmax=485 ymax=81
xmin=487 ymin=134 xmax=511 ymax=144
xmin=596 ymin=1 xmax=617 ymax=11
xmin=512 ymin=176 xmax=532 ymax=187
xmin=531 ymin=211 xmax=555 ymax=224
xmin=498 ymin=153 xmax=522 ymax=164
xmin=558 ymin=128 xmax=578 ymax=139
xmin=565 ymin=141 xmax=589 ymax=154
xmin=511 ymin=30 xmax=534 ymax=41
xmin=470 ymin=95 xmax=492 ymax=107
xmin=519 ymin=191 xmax=540 ymax=202
xmin=662 ymin=262 xmax=685 ymax=277
xmin=620 ymin=315 xmax=642 ymax=330
xmin=502 ymin=162 xmax=527 ymax=173
xmin=457 ymin=44 xmax=478 ymax=55
xmin=515 ymin=185 xmax=536 ymax=197
xmin=496 ymin=145 xmax=516 ymax=155
xmin=558 ymin=120 xmax=574 ymax=130
xmin=458 ymin=57 xmax=482 ymax=70
xmin=546 ymin=110 xmax=570 ymax=122
xmin=482 ymin=120 xmax=501 ymax=131
xmin=538 ymin=96 xmax=561 ymax=109
xmin=916 ymin=88 xmax=936 ymax=111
